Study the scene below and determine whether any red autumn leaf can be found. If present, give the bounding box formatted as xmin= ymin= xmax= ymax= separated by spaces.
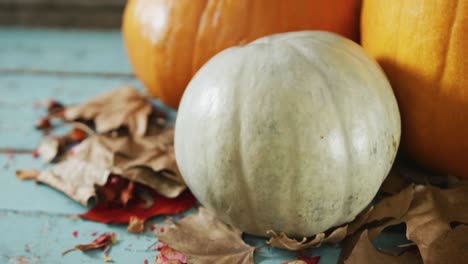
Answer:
xmin=282 ymin=256 xmax=321 ymax=264
xmin=80 ymin=191 xmax=195 ymax=224
xmin=298 ymin=256 xmax=320 ymax=264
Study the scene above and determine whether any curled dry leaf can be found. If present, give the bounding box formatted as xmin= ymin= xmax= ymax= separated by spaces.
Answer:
xmin=26 ymin=126 xmax=185 ymax=205
xmin=64 ymin=86 xmax=153 ymax=137
xmin=267 ymin=225 xmax=347 ymax=251
xmin=156 ymin=207 xmax=255 ymax=264
xmin=72 ymin=128 xmax=186 ymax=198
xmin=63 ymin=232 xmax=117 ymax=261
xmin=36 ymin=126 xmax=90 ymax=163
xmin=341 ymin=183 xmax=468 ymax=264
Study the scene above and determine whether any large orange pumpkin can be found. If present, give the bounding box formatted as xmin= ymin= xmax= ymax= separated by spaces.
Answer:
xmin=122 ymin=0 xmax=361 ymax=108
xmin=361 ymin=0 xmax=468 ymax=178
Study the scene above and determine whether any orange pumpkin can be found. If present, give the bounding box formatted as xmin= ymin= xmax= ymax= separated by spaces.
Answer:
xmin=361 ymin=0 xmax=468 ymax=178
xmin=122 ymin=0 xmax=361 ymax=108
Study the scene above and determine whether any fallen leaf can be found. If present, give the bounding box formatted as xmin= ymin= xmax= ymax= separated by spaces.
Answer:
xmin=267 ymin=225 xmax=347 ymax=251
xmin=156 ymin=207 xmax=255 ymax=264
xmin=63 ymin=232 xmax=117 ymax=259
xmin=71 ymin=128 xmax=186 ymax=198
xmin=156 ymin=245 xmax=187 ymax=264
xmin=36 ymin=158 xmax=110 ymax=205
xmin=423 ymin=225 xmax=468 ymax=263
xmin=404 ymin=184 xmax=468 ymax=263
xmin=344 ymin=231 xmax=421 ymax=264
xmin=15 ymin=169 xmax=39 ymax=180
xmin=128 ymin=216 xmax=145 ymax=233
xmin=340 ymin=183 xmax=468 ymax=263
xmin=80 ymin=190 xmax=195 ymax=224
xmin=346 ymin=184 xmax=415 ymax=238
xmin=35 ymin=117 xmax=52 ymax=130
xmin=64 ymin=86 xmax=153 ymax=137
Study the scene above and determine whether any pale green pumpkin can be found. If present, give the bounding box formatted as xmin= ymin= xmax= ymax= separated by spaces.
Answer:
xmin=175 ymin=31 xmax=400 ymax=237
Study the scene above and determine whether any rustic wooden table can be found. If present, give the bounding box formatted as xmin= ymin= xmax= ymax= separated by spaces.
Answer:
xmin=0 ymin=28 xmax=404 ymax=264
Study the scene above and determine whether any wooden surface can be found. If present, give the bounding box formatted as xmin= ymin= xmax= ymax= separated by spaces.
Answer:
xmin=0 ymin=27 xmax=405 ymax=264
xmin=0 ymin=0 xmax=125 ymax=28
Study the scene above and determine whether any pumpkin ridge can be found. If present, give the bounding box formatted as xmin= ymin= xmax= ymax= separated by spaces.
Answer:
xmin=431 ymin=0 xmax=460 ymax=159
xmin=233 ymin=53 xmax=259 ymax=234
xmin=190 ymin=0 xmax=210 ymax=76
xmin=287 ymin=40 xmax=354 ymax=226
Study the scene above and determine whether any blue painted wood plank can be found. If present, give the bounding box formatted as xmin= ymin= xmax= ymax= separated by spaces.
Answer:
xmin=0 ymin=74 xmax=142 ymax=150
xmin=0 ymin=153 xmax=86 ymax=214
xmin=0 ymin=209 xmax=348 ymax=264
xmin=0 ymin=27 xmax=132 ymax=74
xmin=0 ymin=211 xmax=158 ymax=264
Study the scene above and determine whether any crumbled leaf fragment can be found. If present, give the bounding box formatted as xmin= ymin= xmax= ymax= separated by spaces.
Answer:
xmin=128 ymin=216 xmax=145 ymax=233
xmin=156 ymin=245 xmax=187 ymax=264
xmin=15 ymin=169 xmax=39 ymax=180
xmin=35 ymin=117 xmax=52 ymax=130
xmin=156 ymin=207 xmax=255 ymax=264
xmin=63 ymin=233 xmax=116 ymax=256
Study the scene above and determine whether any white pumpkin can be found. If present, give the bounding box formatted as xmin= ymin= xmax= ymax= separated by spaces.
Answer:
xmin=175 ymin=31 xmax=401 ymax=238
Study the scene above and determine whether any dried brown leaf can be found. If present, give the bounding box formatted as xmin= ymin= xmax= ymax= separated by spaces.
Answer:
xmin=347 ymin=185 xmax=414 ymax=236
xmin=344 ymin=231 xmax=421 ymax=264
xmin=424 ymin=225 xmax=468 ymax=263
xmin=26 ymin=126 xmax=184 ymax=204
xmin=267 ymin=225 xmax=347 ymax=251
xmin=36 ymin=158 xmax=110 ymax=205
xmin=127 ymin=216 xmax=145 ymax=233
xmin=156 ymin=207 xmax=255 ymax=264
xmin=64 ymin=86 xmax=152 ymax=137
xmin=404 ymin=184 xmax=468 ymax=262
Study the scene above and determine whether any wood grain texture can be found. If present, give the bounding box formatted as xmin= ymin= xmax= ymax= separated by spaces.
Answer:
xmin=0 ymin=28 xmax=133 ymax=73
xmin=0 ymin=0 xmax=125 ymax=28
